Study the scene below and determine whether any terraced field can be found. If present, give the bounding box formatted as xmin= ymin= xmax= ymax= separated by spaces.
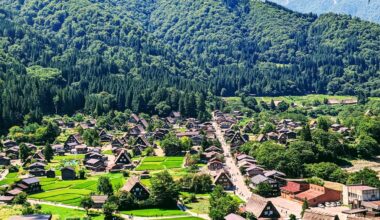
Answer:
xmin=135 ymin=156 xmax=184 ymax=171
xmin=30 ymin=173 xmax=125 ymax=206
xmin=0 ymin=172 xmax=19 ymax=185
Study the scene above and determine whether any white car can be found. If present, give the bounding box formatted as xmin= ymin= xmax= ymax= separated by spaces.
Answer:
xmin=336 ymin=201 xmax=341 ymax=206
xmin=330 ymin=202 xmax=336 ymax=207
xmin=325 ymin=202 xmax=330 ymax=207
xmin=318 ymin=203 xmax=325 ymax=208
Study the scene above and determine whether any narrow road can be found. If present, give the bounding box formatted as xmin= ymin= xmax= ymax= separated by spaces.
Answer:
xmin=212 ymin=119 xmax=252 ymax=202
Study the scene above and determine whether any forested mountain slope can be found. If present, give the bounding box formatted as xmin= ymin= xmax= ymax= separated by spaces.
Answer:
xmin=0 ymin=0 xmax=379 ymax=130
xmin=270 ymin=0 xmax=380 ymax=24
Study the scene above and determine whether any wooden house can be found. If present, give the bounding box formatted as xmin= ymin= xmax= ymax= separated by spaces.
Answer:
xmin=64 ymin=134 xmax=83 ymax=152
xmin=74 ymin=144 xmax=88 ymax=154
xmin=121 ymin=176 xmax=150 ymax=200
xmin=46 ymin=169 xmax=56 ymax=178
xmin=99 ymin=129 xmax=113 ymax=142
xmin=303 ymin=209 xmax=339 ymax=220
xmin=230 ymin=132 xmax=247 ymax=148
xmin=135 ymin=136 xmax=150 ymax=148
xmin=214 ymin=170 xmax=234 ymax=190
xmin=0 ymin=155 xmax=11 ymax=165
xmin=256 ymin=134 xmax=267 ymax=142
xmin=251 ymin=174 xmax=280 ymax=197
xmin=32 ymin=151 xmax=45 ymax=162
xmin=138 ymin=118 xmax=149 ymax=129
xmin=6 ymin=146 xmax=19 ymax=159
xmin=114 ymin=150 xmax=132 ymax=165
xmin=224 ymin=214 xmax=245 ymax=220
xmin=85 ymin=158 xmax=106 ymax=172
xmin=2 ymin=140 xmax=17 ymax=148
xmin=205 ymin=146 xmax=223 ymax=153
xmin=126 ymin=125 xmax=145 ymax=138
xmin=91 ymin=195 xmax=108 ymax=209
xmin=15 ymin=177 xmax=42 ymax=194
xmin=129 ymin=114 xmax=140 ymax=124
xmin=111 ymin=138 xmax=125 ymax=148
xmin=61 ymin=166 xmax=76 ymax=180
xmin=245 ymin=195 xmax=281 ymax=219
xmin=208 ymin=159 xmax=224 ymax=171
xmin=246 ymin=165 xmax=265 ymax=177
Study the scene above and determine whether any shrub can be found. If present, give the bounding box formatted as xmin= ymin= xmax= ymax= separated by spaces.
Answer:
xmin=9 ymin=165 xmax=19 ymax=173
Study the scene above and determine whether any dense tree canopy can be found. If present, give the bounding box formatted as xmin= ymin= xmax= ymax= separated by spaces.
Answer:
xmin=0 ymin=0 xmax=379 ymax=132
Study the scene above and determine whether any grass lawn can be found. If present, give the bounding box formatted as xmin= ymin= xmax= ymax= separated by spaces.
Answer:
xmin=230 ymin=194 xmax=245 ymax=204
xmin=102 ymin=149 xmax=113 ymax=155
xmin=40 ymin=204 xmax=104 ymax=219
xmin=135 ymin=157 xmax=184 ymax=171
xmin=186 ymin=197 xmax=210 ymax=215
xmin=30 ymin=173 xmax=125 ymax=206
xmin=121 ymin=208 xmax=188 ymax=217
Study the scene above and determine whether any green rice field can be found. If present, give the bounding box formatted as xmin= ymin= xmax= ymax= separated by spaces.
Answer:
xmin=121 ymin=208 xmax=188 ymax=217
xmin=30 ymin=173 xmax=125 ymax=206
xmin=135 ymin=156 xmax=184 ymax=171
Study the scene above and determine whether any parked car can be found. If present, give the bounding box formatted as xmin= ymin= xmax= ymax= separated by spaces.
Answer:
xmin=325 ymin=202 xmax=330 ymax=207
xmin=318 ymin=203 xmax=325 ymax=208
xmin=330 ymin=202 xmax=336 ymax=207
xmin=336 ymin=201 xmax=341 ymax=206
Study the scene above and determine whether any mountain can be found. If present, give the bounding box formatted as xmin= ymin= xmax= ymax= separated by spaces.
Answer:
xmin=0 ymin=0 xmax=379 ymax=129
xmin=270 ymin=0 xmax=380 ymax=24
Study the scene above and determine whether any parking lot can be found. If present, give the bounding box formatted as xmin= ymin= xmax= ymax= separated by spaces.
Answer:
xmin=271 ymin=197 xmax=351 ymax=219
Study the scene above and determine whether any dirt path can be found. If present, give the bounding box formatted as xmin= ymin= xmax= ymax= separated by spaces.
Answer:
xmin=154 ymin=146 xmax=165 ymax=156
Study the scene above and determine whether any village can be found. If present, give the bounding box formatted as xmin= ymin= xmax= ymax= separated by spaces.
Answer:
xmin=0 ymin=96 xmax=379 ymax=220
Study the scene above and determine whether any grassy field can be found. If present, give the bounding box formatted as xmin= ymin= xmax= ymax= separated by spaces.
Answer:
xmin=135 ymin=157 xmax=184 ymax=171
xmin=186 ymin=197 xmax=209 ymax=214
xmin=30 ymin=173 xmax=125 ymax=206
xmin=40 ymin=204 xmax=104 ymax=219
xmin=121 ymin=208 xmax=188 ymax=217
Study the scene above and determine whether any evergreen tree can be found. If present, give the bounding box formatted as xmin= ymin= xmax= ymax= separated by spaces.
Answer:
xmin=270 ymin=99 xmax=276 ymax=110
xmin=150 ymin=170 xmax=179 ymax=207
xmin=301 ymin=199 xmax=309 ymax=217
xmin=97 ymin=176 xmax=114 ymax=195
xmin=43 ymin=144 xmax=54 ymax=162
xmin=300 ymin=125 xmax=312 ymax=142
xmin=19 ymin=143 xmax=30 ymax=162
xmin=80 ymin=195 xmax=94 ymax=215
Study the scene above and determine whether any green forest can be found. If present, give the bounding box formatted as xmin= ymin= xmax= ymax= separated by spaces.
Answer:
xmin=0 ymin=0 xmax=380 ymax=130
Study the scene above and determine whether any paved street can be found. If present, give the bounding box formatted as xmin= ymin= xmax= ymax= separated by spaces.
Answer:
xmin=212 ymin=119 xmax=252 ymax=202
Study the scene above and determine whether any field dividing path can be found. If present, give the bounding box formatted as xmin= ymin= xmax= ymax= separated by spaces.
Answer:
xmin=212 ymin=118 xmax=252 ymax=202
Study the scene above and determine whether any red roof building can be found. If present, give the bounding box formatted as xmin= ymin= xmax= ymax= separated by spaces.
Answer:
xmin=294 ymin=184 xmax=342 ymax=207
xmin=280 ymin=181 xmax=309 ymax=200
